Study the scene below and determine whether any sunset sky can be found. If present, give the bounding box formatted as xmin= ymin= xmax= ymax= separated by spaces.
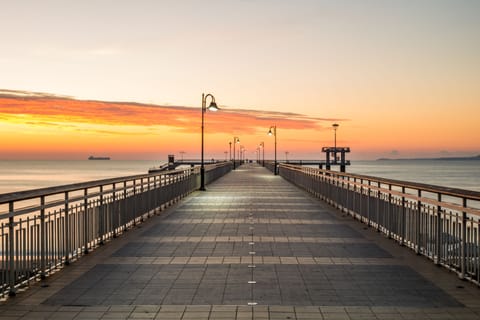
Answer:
xmin=1 ymin=1 xmax=479 ymax=160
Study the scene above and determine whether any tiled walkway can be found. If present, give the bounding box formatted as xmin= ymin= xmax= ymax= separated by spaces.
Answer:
xmin=1 ymin=164 xmax=480 ymax=319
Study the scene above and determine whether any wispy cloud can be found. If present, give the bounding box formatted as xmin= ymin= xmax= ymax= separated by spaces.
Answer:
xmin=0 ymin=89 xmax=340 ymax=134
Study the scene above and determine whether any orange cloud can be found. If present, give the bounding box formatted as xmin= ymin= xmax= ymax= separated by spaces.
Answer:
xmin=0 ymin=89 xmax=338 ymax=135
xmin=0 ymin=89 xmax=340 ymax=159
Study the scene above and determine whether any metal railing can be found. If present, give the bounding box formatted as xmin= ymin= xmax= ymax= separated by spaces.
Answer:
xmin=264 ymin=160 xmax=277 ymax=174
xmin=0 ymin=162 xmax=232 ymax=297
xmin=279 ymin=163 xmax=480 ymax=286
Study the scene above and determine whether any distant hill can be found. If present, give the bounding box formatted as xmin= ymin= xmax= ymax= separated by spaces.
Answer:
xmin=377 ymin=155 xmax=480 ymax=161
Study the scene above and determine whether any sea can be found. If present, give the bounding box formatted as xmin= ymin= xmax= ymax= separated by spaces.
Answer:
xmin=0 ymin=159 xmax=479 ymax=195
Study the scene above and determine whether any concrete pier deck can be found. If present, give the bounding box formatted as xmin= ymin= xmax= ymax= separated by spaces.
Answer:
xmin=1 ymin=164 xmax=480 ymax=319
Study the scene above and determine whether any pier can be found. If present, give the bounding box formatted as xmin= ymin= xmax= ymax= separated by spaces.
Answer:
xmin=1 ymin=163 xmax=480 ymax=319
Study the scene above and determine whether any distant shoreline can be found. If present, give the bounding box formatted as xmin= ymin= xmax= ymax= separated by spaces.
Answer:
xmin=377 ymin=155 xmax=480 ymax=161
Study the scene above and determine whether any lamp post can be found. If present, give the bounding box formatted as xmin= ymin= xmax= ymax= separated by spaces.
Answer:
xmin=233 ymin=137 xmax=239 ymax=169
xmin=268 ymin=125 xmax=277 ymax=175
xmin=332 ymin=123 xmax=339 ymax=164
xmin=229 ymin=141 xmax=232 ymax=160
xmin=260 ymin=141 xmax=265 ymax=166
xmin=200 ymin=93 xmax=219 ymax=191
xmin=285 ymin=151 xmax=289 ymax=163
xmin=333 ymin=123 xmax=339 ymax=149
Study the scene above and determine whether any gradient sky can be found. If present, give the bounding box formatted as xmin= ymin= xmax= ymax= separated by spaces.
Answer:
xmin=1 ymin=0 xmax=479 ymax=160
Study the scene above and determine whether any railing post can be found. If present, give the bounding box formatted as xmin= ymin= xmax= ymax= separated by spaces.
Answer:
xmin=140 ymin=178 xmax=145 ymax=221
xmin=8 ymin=201 xmax=16 ymax=296
xmin=416 ymin=190 xmax=421 ymax=254
xmin=352 ymin=178 xmax=356 ymax=218
xmin=401 ymin=186 xmax=406 ymax=246
xmin=335 ymin=174 xmax=339 ymax=209
xmin=376 ymin=182 xmax=381 ymax=232
xmin=112 ymin=183 xmax=117 ymax=238
xmin=64 ymin=192 xmax=70 ymax=265
xmin=123 ymin=181 xmax=128 ymax=231
xmin=359 ymin=179 xmax=363 ymax=222
xmin=387 ymin=185 xmax=392 ymax=239
xmin=99 ymin=185 xmax=104 ymax=245
xmin=345 ymin=177 xmax=349 ymax=214
xmin=459 ymin=197 xmax=467 ymax=280
xmin=133 ymin=179 xmax=137 ymax=222
xmin=435 ymin=193 xmax=442 ymax=265
xmin=84 ymin=188 xmax=89 ymax=254
xmin=154 ymin=176 xmax=159 ymax=214
xmin=40 ymin=196 xmax=46 ymax=279
xmin=366 ymin=180 xmax=371 ymax=227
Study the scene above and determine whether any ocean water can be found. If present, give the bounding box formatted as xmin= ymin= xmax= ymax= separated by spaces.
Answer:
xmin=348 ymin=160 xmax=480 ymax=192
xmin=0 ymin=159 xmax=478 ymax=195
xmin=0 ymin=160 xmax=160 ymax=195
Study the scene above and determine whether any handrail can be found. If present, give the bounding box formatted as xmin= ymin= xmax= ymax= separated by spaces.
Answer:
xmin=280 ymin=163 xmax=480 ymax=201
xmin=0 ymin=167 xmax=196 ymax=204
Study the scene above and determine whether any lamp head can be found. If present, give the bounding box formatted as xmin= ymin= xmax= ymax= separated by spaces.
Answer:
xmin=268 ymin=129 xmax=273 ymax=136
xmin=207 ymin=101 xmax=219 ymax=111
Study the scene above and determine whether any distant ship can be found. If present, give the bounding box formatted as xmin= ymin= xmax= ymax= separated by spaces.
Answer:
xmin=88 ymin=156 xmax=110 ymax=160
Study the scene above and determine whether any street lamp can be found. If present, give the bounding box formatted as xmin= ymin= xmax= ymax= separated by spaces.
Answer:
xmin=285 ymin=151 xmax=289 ymax=162
xmin=200 ymin=93 xmax=219 ymax=191
xmin=268 ymin=125 xmax=277 ymax=175
xmin=332 ymin=123 xmax=339 ymax=150
xmin=233 ymin=137 xmax=240 ymax=169
xmin=240 ymin=145 xmax=245 ymax=163
xmin=259 ymin=141 xmax=265 ymax=166
xmin=332 ymin=123 xmax=339 ymax=164
xmin=229 ymin=141 xmax=232 ymax=160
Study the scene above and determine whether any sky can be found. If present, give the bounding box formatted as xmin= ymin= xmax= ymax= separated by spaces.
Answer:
xmin=0 ymin=0 xmax=479 ymax=160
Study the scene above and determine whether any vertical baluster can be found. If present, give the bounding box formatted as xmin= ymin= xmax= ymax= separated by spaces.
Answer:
xmin=416 ymin=190 xmax=421 ymax=254
xmin=112 ymin=183 xmax=117 ymax=238
xmin=140 ymin=178 xmax=145 ymax=220
xmin=83 ymin=188 xmax=89 ymax=254
xmin=366 ymin=180 xmax=371 ymax=227
xmin=8 ymin=201 xmax=16 ymax=296
xmin=21 ymin=219 xmax=26 ymax=282
xmin=352 ymin=178 xmax=356 ymax=218
xmin=147 ymin=177 xmax=151 ymax=216
xmin=40 ymin=196 xmax=46 ymax=279
xmin=123 ymin=181 xmax=128 ymax=231
xmin=387 ymin=185 xmax=392 ymax=239
xmin=459 ymin=198 xmax=467 ymax=279
xmin=401 ymin=186 xmax=406 ymax=246
xmin=376 ymin=182 xmax=381 ymax=232
xmin=435 ymin=194 xmax=442 ymax=265
xmin=99 ymin=185 xmax=104 ymax=245
xmin=133 ymin=179 xmax=137 ymax=224
xmin=359 ymin=179 xmax=363 ymax=222
xmin=64 ymin=192 xmax=70 ymax=265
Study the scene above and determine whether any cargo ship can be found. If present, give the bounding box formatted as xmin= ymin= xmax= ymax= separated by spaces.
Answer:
xmin=88 ymin=156 xmax=111 ymax=160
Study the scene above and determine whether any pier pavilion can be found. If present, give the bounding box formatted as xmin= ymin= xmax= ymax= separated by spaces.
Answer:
xmin=1 ymin=163 xmax=480 ymax=319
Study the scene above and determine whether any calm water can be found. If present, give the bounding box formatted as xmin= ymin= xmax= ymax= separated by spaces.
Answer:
xmin=348 ymin=160 xmax=480 ymax=192
xmin=0 ymin=159 xmax=478 ymax=195
xmin=0 ymin=160 xmax=160 ymax=194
